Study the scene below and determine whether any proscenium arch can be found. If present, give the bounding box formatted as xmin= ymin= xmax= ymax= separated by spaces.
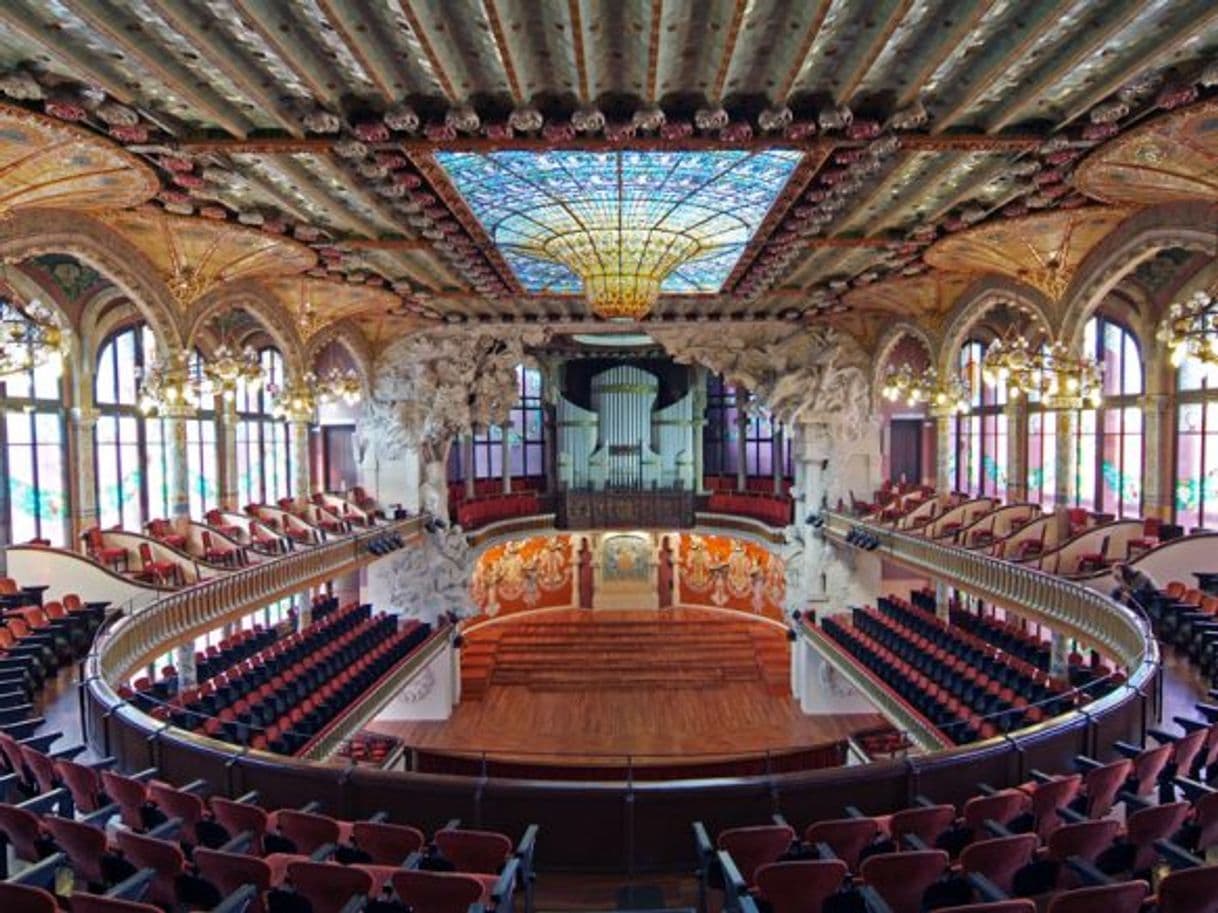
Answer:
xmin=185 ymin=279 xmax=307 ymax=381
xmin=1060 ymin=201 xmax=1218 ymax=351
xmin=0 ymin=209 xmax=183 ymax=351
xmin=936 ymin=276 xmax=1056 ymax=379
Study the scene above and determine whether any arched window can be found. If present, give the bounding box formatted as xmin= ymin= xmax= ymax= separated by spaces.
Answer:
xmin=0 ymin=304 xmax=68 ymax=547
xmin=953 ymin=340 xmax=1007 ymax=498
xmin=1026 ymin=343 xmax=1057 ymax=510
xmin=1174 ymin=355 xmax=1218 ymax=531
xmin=95 ymin=324 xmax=170 ymax=528
xmin=235 ymin=348 xmax=291 ymax=506
xmin=1073 ymin=316 xmax=1142 ymax=518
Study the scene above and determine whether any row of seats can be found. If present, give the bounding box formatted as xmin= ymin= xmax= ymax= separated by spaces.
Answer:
xmin=1149 ymin=582 xmax=1218 ymax=683
xmin=946 ymin=600 xmax=1053 ymax=671
xmin=696 ymin=708 xmax=1218 ymax=913
xmin=875 ymin=595 xmax=1075 ymax=711
xmin=0 ymin=736 xmax=537 ymax=913
xmin=455 ymin=493 xmax=541 ymax=530
xmin=147 ymin=607 xmax=431 ymax=755
xmin=706 ymin=491 xmax=792 ymax=527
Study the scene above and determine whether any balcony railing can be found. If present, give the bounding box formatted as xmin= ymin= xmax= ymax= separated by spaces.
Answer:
xmin=94 ymin=517 xmax=423 ymax=685
xmin=823 ymin=511 xmax=1156 ymax=683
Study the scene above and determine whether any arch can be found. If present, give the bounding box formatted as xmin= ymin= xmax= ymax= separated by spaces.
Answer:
xmin=304 ymin=318 xmax=373 ymax=386
xmin=870 ymin=321 xmax=936 ymax=411
xmin=1060 ymin=201 xmax=1218 ymax=350
xmin=185 ymin=279 xmax=306 ymax=380
xmin=0 ymin=209 xmax=182 ymax=351
xmin=935 ymin=276 xmax=1055 ymax=379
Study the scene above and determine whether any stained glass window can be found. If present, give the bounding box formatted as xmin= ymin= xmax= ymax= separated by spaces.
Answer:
xmin=1175 ymin=355 xmax=1218 ymax=530
xmin=236 ymin=348 xmax=291 ymax=506
xmin=1072 ymin=316 xmax=1142 ymax=517
xmin=449 ymin=364 xmax=545 ymax=482
xmin=953 ymin=340 xmax=1006 ymax=498
xmin=703 ymin=375 xmax=791 ymax=481
xmin=433 ymin=150 xmax=804 ymax=294
xmin=0 ymin=314 xmax=67 ymax=547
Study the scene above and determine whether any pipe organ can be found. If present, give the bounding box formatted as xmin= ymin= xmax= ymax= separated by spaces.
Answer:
xmin=556 ymin=363 xmax=695 ymax=491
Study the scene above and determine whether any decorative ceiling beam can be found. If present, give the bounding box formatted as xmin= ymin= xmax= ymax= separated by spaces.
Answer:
xmin=985 ymin=1 xmax=1145 ymax=132
xmin=566 ymin=0 xmax=590 ymax=102
xmin=776 ymin=0 xmax=833 ymax=101
xmin=711 ymin=0 xmax=750 ymax=101
xmin=395 ymin=0 xmax=460 ymax=102
xmin=893 ymin=0 xmax=994 ymax=109
xmin=338 ymin=239 xmax=432 ymax=251
xmin=645 ymin=0 xmax=664 ymax=102
xmin=312 ymin=0 xmax=400 ymax=103
xmin=835 ymin=0 xmax=916 ymax=105
xmin=229 ymin=0 xmax=350 ymax=107
xmin=64 ymin=0 xmax=255 ymax=137
xmin=806 ymin=237 xmax=898 ymax=249
xmin=1056 ymin=3 xmax=1218 ymax=127
xmin=266 ymin=157 xmax=382 ymax=238
xmin=0 ymin=3 xmax=137 ymax=105
xmin=141 ymin=0 xmax=304 ymax=136
xmin=481 ymin=0 xmax=524 ymax=103
xmin=310 ymin=155 xmax=413 ymax=235
xmin=831 ymin=152 xmax=921 ymax=235
xmin=931 ymin=0 xmax=1074 ymax=133
xmin=899 ymin=134 xmax=1042 ymax=152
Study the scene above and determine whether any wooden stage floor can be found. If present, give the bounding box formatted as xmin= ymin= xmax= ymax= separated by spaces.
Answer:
xmin=367 ymin=608 xmax=883 ymax=765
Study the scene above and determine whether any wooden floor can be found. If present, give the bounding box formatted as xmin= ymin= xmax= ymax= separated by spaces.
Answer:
xmin=368 ymin=607 xmax=883 ymax=764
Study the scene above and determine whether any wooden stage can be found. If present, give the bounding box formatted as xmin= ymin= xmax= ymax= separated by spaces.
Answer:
xmin=367 ymin=608 xmax=883 ymax=768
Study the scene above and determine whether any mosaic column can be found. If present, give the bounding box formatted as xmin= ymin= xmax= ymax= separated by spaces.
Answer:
xmin=736 ymin=390 xmax=748 ymax=491
xmin=1006 ymin=397 xmax=1028 ymax=503
xmin=69 ymin=407 xmax=99 ymax=543
xmin=1141 ymin=393 xmax=1171 ymax=520
xmin=1053 ymin=406 xmax=1077 ymax=510
xmin=501 ymin=423 xmax=511 ymax=494
xmin=931 ymin=407 xmax=954 ymax=493
xmin=772 ymin=422 xmax=785 ymax=495
xmin=166 ymin=413 xmax=191 ymax=524
xmin=463 ymin=433 xmax=476 ymax=500
xmin=691 ymin=366 xmax=707 ymax=493
xmin=289 ymin=418 xmax=312 ymax=504
xmin=219 ymin=399 xmax=240 ymax=510
xmin=174 ymin=642 xmax=197 ymax=690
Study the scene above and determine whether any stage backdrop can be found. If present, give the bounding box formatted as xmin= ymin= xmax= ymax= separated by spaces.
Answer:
xmin=674 ymin=533 xmax=786 ymax=621
xmin=467 ymin=531 xmax=785 ymax=621
xmin=469 ymin=534 xmax=575 ymax=617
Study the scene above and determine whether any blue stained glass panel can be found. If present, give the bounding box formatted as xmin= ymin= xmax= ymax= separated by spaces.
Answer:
xmin=434 ymin=150 xmax=804 ymax=294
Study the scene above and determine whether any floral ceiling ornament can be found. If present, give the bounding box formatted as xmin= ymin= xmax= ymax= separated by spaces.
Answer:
xmin=0 ymin=70 xmax=43 ymax=100
xmin=570 ymin=107 xmax=605 ymax=133
xmin=758 ymin=106 xmax=793 ymax=133
xmin=508 ymin=106 xmax=544 ymax=133
xmin=384 ymin=105 xmax=420 ymax=133
xmin=445 ymin=104 xmax=480 ymax=134
xmin=694 ymin=105 xmax=729 ymax=131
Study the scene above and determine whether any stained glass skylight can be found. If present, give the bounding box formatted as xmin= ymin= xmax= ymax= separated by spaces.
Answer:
xmin=433 ymin=150 xmax=804 ymax=297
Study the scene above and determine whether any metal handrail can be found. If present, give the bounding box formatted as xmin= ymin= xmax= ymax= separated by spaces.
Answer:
xmin=89 ymin=517 xmax=423 ymax=685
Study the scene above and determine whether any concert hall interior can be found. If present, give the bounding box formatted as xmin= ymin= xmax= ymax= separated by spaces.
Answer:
xmin=3 ymin=2 xmax=1218 ymax=912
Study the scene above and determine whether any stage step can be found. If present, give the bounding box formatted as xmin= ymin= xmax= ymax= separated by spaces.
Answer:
xmin=459 ymin=611 xmax=789 ymax=698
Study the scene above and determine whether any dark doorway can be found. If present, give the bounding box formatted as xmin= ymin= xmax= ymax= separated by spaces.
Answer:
xmin=889 ymin=419 xmax=923 ymax=485
xmin=321 ymin=425 xmax=357 ymax=491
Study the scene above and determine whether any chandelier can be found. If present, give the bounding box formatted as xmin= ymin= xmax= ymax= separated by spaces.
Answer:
xmin=1157 ymin=289 xmax=1218 ymax=367
xmin=316 ymin=368 xmax=362 ymax=406
xmin=138 ymin=351 xmax=199 ymax=417
xmin=981 ymin=333 xmax=1102 ymax=407
xmin=203 ymin=344 xmax=264 ymax=401
xmin=881 ymin=364 xmax=970 ymax=414
xmin=0 ymin=298 xmax=71 ymax=380
xmin=270 ymin=376 xmax=317 ymax=421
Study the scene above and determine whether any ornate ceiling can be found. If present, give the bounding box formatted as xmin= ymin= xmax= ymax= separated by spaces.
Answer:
xmin=2 ymin=1 xmax=1218 ymax=346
